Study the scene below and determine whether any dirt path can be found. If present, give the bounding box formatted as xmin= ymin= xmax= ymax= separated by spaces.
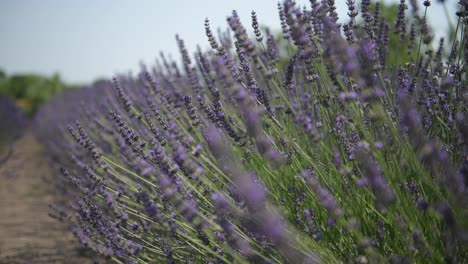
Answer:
xmin=0 ymin=133 xmax=97 ymax=264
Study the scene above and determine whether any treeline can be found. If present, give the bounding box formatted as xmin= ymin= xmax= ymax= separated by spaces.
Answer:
xmin=0 ymin=69 xmax=66 ymax=116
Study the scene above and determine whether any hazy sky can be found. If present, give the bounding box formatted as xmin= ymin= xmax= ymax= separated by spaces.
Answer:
xmin=0 ymin=1 xmax=457 ymax=84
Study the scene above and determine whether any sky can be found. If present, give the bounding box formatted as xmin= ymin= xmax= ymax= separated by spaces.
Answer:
xmin=0 ymin=1 xmax=458 ymax=84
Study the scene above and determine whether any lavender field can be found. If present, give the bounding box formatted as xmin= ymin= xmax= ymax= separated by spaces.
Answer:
xmin=1 ymin=0 xmax=468 ymax=263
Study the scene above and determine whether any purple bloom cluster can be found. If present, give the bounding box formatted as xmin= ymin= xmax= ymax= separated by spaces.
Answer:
xmin=35 ymin=1 xmax=468 ymax=263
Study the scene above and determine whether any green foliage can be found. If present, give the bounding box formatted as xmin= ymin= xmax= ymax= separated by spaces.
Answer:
xmin=0 ymin=70 xmax=65 ymax=116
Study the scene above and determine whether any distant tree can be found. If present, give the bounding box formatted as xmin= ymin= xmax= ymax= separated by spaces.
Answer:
xmin=0 ymin=73 xmax=66 ymax=116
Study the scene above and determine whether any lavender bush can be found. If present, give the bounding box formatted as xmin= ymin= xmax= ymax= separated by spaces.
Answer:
xmin=1 ymin=95 xmax=25 ymax=164
xmin=36 ymin=0 xmax=468 ymax=263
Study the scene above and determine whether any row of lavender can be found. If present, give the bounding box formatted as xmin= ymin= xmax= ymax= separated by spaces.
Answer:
xmin=35 ymin=0 xmax=467 ymax=263
xmin=0 ymin=95 xmax=26 ymax=164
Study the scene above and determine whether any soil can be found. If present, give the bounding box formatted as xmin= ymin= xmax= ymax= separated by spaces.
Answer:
xmin=0 ymin=133 xmax=98 ymax=263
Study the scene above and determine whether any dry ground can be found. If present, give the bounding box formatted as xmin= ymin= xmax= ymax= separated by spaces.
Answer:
xmin=0 ymin=133 xmax=99 ymax=263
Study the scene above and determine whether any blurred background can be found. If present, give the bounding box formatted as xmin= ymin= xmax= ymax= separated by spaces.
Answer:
xmin=0 ymin=0 xmax=457 ymax=116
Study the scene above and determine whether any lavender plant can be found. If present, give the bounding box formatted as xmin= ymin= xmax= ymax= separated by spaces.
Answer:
xmin=36 ymin=0 xmax=468 ymax=263
xmin=1 ymin=95 xmax=25 ymax=164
